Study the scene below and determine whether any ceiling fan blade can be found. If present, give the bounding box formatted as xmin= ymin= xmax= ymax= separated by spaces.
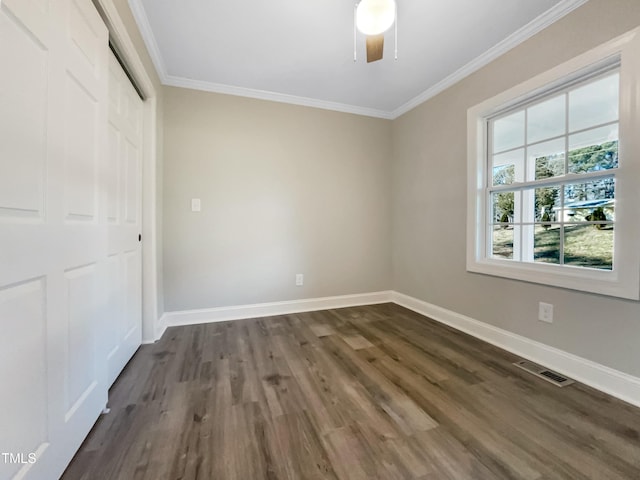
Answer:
xmin=366 ymin=34 xmax=384 ymax=63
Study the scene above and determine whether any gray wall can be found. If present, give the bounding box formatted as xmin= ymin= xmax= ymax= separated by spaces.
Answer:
xmin=392 ymin=0 xmax=640 ymax=378
xmin=163 ymin=87 xmax=392 ymax=311
xmin=160 ymin=0 xmax=640 ymax=377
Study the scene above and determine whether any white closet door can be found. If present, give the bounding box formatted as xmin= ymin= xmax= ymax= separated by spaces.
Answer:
xmin=0 ymin=0 xmax=109 ymax=479
xmin=106 ymin=51 xmax=143 ymax=387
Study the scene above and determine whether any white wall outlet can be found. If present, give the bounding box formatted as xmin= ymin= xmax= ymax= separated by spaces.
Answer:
xmin=538 ymin=302 xmax=554 ymax=323
xmin=191 ymin=198 xmax=201 ymax=212
xmin=295 ymin=274 xmax=304 ymax=286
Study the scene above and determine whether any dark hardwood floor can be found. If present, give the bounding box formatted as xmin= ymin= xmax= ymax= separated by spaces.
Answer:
xmin=62 ymin=303 xmax=640 ymax=480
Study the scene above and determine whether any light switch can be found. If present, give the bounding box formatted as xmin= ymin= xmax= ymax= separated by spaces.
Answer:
xmin=191 ymin=198 xmax=201 ymax=212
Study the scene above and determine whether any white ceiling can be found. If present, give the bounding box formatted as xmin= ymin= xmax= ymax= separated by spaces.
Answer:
xmin=130 ymin=0 xmax=588 ymax=119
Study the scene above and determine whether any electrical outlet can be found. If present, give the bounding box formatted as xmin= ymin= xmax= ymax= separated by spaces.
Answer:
xmin=191 ymin=198 xmax=201 ymax=212
xmin=538 ymin=302 xmax=553 ymax=323
xmin=295 ymin=274 xmax=304 ymax=286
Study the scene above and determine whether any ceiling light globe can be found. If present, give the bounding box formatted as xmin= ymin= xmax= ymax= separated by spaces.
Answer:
xmin=356 ymin=0 xmax=396 ymax=36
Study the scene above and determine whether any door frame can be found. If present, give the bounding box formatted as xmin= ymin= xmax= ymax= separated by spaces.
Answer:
xmin=94 ymin=0 xmax=160 ymax=343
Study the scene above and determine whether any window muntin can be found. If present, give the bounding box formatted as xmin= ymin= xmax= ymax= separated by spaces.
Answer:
xmin=487 ymin=70 xmax=619 ymax=271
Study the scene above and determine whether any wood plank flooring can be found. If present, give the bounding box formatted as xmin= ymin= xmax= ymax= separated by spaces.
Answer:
xmin=62 ymin=303 xmax=640 ymax=480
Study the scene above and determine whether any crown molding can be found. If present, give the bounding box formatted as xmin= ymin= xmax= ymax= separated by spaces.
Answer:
xmin=128 ymin=0 xmax=168 ymax=83
xmin=164 ymin=75 xmax=394 ymax=119
xmin=128 ymin=0 xmax=391 ymax=119
xmin=390 ymin=0 xmax=589 ymax=119
xmin=129 ymin=0 xmax=588 ymax=120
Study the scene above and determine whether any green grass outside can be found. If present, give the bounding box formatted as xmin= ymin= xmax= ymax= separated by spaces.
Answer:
xmin=492 ymin=224 xmax=613 ymax=270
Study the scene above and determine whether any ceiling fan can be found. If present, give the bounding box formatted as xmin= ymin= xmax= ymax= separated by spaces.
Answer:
xmin=355 ymin=0 xmax=397 ymax=63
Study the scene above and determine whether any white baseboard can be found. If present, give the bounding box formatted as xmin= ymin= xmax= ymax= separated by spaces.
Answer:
xmin=159 ymin=290 xmax=393 ymax=332
xmin=391 ymin=291 xmax=640 ymax=409
xmin=153 ymin=315 xmax=168 ymax=344
xmin=150 ymin=289 xmax=640 ymax=408
xmin=140 ymin=316 xmax=167 ymax=344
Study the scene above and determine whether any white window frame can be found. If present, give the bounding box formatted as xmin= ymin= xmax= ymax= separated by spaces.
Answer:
xmin=467 ymin=28 xmax=640 ymax=300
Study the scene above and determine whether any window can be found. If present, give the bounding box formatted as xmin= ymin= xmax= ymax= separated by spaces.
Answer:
xmin=490 ymin=70 xmax=618 ymax=270
xmin=467 ymin=30 xmax=640 ymax=300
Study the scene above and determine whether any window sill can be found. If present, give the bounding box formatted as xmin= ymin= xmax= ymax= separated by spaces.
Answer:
xmin=467 ymin=257 xmax=638 ymax=300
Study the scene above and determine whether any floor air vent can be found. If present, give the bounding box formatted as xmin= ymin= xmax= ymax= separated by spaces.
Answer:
xmin=513 ymin=360 xmax=574 ymax=387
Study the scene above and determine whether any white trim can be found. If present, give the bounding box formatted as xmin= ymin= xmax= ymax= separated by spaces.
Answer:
xmin=99 ymin=1 xmax=156 ymax=97
xmin=96 ymin=0 xmax=161 ymax=342
xmin=391 ymin=0 xmax=589 ymax=118
xmin=160 ymin=291 xmax=393 ymax=330
xmin=152 ymin=289 xmax=640 ymax=408
xmin=391 ymin=291 xmax=640 ymax=409
xmin=142 ymin=314 xmax=167 ymax=344
xmin=140 ymin=95 xmax=160 ymax=341
xmin=127 ymin=0 xmax=168 ymax=84
xmin=128 ymin=0 xmax=391 ymax=119
xmin=466 ymin=28 xmax=640 ymax=301
xmin=128 ymin=0 xmax=586 ymax=120
xmin=163 ymin=75 xmax=394 ymax=119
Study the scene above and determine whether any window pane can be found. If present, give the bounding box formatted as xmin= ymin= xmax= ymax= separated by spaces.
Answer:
xmin=492 ymin=148 xmax=523 ymax=185
xmin=563 ymin=179 xmax=615 ymax=222
xmin=530 ymin=138 xmax=565 ymax=180
xmin=535 ymin=186 xmax=560 ymax=221
xmin=568 ymin=124 xmax=618 ymax=173
xmin=534 ymin=225 xmax=560 ymax=264
xmin=492 ymin=165 xmax=515 ymax=186
xmin=569 ymin=73 xmax=619 ymax=132
xmin=527 ymin=94 xmax=566 ymax=143
xmin=564 ymin=224 xmax=613 ymax=270
xmin=493 ymin=111 xmax=525 ymax=153
xmin=492 ymin=191 xmax=515 ymax=223
xmin=492 ymin=226 xmax=514 ymax=260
